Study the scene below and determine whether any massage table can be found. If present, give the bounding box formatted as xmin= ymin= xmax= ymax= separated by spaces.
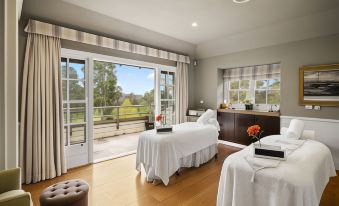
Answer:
xmin=217 ymin=135 xmax=336 ymax=206
xmin=136 ymin=122 xmax=219 ymax=186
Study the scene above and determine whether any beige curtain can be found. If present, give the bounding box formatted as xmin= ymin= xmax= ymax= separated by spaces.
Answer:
xmin=19 ymin=33 xmax=66 ymax=184
xmin=175 ymin=62 xmax=189 ymax=124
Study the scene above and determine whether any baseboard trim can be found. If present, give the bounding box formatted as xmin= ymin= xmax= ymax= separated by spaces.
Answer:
xmin=218 ymin=140 xmax=246 ymax=149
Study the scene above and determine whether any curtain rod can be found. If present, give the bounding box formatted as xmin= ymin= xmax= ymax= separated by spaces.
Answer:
xmin=219 ymin=61 xmax=281 ymax=70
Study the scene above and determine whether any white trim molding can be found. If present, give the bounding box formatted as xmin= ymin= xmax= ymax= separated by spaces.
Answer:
xmin=281 ymin=116 xmax=339 ymax=169
xmin=1 ymin=0 xmax=19 ymax=170
xmin=218 ymin=140 xmax=246 ymax=149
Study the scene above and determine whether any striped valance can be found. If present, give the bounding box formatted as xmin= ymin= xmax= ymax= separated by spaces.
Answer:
xmin=223 ymin=63 xmax=280 ymax=81
xmin=24 ymin=19 xmax=190 ymax=64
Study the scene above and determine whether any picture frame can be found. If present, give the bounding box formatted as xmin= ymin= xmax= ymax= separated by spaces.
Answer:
xmin=299 ymin=64 xmax=339 ymax=106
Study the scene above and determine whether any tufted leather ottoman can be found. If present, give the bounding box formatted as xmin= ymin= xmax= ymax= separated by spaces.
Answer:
xmin=39 ymin=179 xmax=89 ymax=206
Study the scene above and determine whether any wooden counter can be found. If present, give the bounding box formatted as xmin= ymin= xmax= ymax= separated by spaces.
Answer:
xmin=217 ymin=109 xmax=280 ymax=117
xmin=217 ymin=109 xmax=280 ymax=145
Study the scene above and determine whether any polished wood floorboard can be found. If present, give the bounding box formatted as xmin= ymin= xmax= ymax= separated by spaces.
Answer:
xmin=23 ymin=144 xmax=339 ymax=206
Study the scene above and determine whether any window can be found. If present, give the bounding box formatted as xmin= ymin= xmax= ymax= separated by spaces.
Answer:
xmin=62 ymin=57 xmax=87 ymax=146
xmin=255 ymin=79 xmax=280 ymax=104
xmin=228 ymin=80 xmax=250 ymax=104
xmin=224 ymin=79 xmax=280 ymax=105
xmin=160 ymin=71 xmax=175 ymax=125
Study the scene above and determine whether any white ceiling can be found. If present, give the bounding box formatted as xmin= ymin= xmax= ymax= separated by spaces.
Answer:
xmin=62 ymin=0 xmax=339 ymax=45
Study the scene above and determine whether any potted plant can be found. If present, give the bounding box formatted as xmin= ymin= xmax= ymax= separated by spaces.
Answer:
xmin=244 ymin=99 xmax=253 ymax=110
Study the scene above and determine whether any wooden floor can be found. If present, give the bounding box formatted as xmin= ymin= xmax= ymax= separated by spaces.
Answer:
xmin=23 ymin=144 xmax=339 ymax=206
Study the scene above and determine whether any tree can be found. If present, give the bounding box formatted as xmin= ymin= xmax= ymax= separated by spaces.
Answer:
xmin=93 ymin=61 xmax=122 ymax=117
xmin=68 ymin=66 xmax=85 ymax=100
xmin=128 ymin=92 xmax=139 ymax=105
xmin=119 ymin=98 xmax=139 ymax=119
xmin=141 ymin=89 xmax=154 ymax=121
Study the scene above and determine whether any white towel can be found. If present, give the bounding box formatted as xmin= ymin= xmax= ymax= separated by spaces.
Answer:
xmin=245 ymin=155 xmax=280 ymax=182
xmin=285 ymin=119 xmax=304 ymax=139
xmin=245 ymin=138 xmax=306 ymax=182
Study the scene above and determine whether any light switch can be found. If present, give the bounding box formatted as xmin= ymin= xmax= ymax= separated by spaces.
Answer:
xmin=314 ymin=106 xmax=321 ymax=110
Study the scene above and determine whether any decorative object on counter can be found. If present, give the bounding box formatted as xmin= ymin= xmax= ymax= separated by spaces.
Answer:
xmin=220 ymin=103 xmax=227 ymax=109
xmin=243 ymin=99 xmax=253 ymax=110
xmin=145 ymin=121 xmax=155 ymax=130
xmin=200 ymin=100 xmax=205 ymax=109
xmin=247 ymin=125 xmax=264 ymax=146
xmin=299 ymin=64 xmax=339 ymax=106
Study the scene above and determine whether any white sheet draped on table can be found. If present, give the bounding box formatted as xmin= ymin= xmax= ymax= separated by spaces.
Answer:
xmin=217 ymin=135 xmax=336 ymax=206
xmin=136 ymin=122 xmax=219 ymax=185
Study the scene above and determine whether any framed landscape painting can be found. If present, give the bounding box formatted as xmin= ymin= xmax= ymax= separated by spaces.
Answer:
xmin=299 ymin=64 xmax=339 ymax=106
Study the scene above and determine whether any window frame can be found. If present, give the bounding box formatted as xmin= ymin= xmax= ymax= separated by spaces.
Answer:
xmin=226 ymin=80 xmax=252 ymax=104
xmin=224 ymin=79 xmax=280 ymax=106
xmin=254 ymin=79 xmax=281 ymax=105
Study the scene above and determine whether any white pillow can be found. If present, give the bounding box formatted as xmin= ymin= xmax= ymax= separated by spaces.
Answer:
xmin=284 ymin=119 xmax=305 ymax=139
xmin=197 ymin=109 xmax=215 ymax=125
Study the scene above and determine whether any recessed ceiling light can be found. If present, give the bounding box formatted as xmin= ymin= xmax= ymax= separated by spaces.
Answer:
xmin=192 ymin=22 xmax=198 ymax=27
xmin=233 ymin=0 xmax=251 ymax=3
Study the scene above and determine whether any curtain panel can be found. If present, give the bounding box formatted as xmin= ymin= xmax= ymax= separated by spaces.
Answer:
xmin=24 ymin=19 xmax=190 ymax=64
xmin=223 ymin=63 xmax=281 ymax=81
xmin=19 ymin=33 xmax=66 ymax=184
xmin=175 ymin=62 xmax=189 ymax=124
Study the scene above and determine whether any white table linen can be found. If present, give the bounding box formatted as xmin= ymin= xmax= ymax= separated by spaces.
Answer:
xmin=136 ymin=122 xmax=219 ymax=185
xmin=217 ymin=135 xmax=336 ymax=206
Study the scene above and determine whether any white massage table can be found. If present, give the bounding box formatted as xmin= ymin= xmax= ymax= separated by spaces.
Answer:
xmin=136 ymin=122 xmax=219 ymax=185
xmin=217 ymin=135 xmax=336 ymax=206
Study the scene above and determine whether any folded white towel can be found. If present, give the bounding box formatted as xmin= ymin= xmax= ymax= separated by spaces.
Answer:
xmin=285 ymin=119 xmax=304 ymax=139
xmin=245 ymin=155 xmax=281 ymax=182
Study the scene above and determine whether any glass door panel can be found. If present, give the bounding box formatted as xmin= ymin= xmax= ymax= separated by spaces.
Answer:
xmin=61 ymin=57 xmax=89 ymax=169
xmin=160 ymin=70 xmax=176 ymax=125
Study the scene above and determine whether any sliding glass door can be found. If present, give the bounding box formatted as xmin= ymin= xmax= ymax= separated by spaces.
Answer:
xmin=61 ymin=48 xmax=177 ymax=167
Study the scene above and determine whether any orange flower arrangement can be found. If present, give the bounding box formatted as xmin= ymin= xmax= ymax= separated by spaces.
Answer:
xmin=247 ymin=125 xmax=264 ymax=146
xmin=155 ymin=114 xmax=162 ymax=122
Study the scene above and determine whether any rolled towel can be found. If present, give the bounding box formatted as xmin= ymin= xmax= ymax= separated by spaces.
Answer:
xmin=197 ymin=109 xmax=215 ymax=125
xmin=285 ymin=119 xmax=305 ymax=139
xmin=281 ymin=127 xmax=315 ymax=140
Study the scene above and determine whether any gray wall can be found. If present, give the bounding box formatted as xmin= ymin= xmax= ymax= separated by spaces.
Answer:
xmin=194 ymin=34 xmax=339 ymax=120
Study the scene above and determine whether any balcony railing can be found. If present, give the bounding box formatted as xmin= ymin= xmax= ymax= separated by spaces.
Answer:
xmin=93 ymin=105 xmax=153 ymax=128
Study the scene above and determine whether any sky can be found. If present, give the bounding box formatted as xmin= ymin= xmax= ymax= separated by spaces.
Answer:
xmin=115 ymin=64 xmax=155 ymax=95
xmin=66 ymin=61 xmax=155 ymax=95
